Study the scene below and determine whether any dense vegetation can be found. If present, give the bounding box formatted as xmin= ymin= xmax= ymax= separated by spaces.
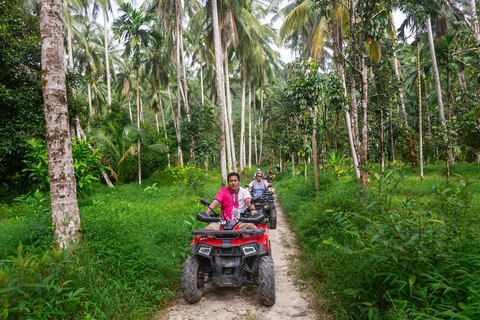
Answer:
xmin=275 ymin=163 xmax=480 ymax=319
xmin=2 ymin=0 xmax=480 ymax=318
xmin=0 ymin=169 xmax=225 ymax=319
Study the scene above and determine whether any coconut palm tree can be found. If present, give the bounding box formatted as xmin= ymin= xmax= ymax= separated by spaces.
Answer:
xmin=113 ymin=2 xmax=162 ymax=184
xmin=39 ymin=0 xmax=80 ymax=248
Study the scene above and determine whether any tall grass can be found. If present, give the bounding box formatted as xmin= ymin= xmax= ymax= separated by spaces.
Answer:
xmin=275 ymin=163 xmax=480 ymax=319
xmin=0 ymin=168 xmax=221 ymax=319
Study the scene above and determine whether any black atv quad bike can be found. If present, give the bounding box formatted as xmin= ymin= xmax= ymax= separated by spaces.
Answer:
xmin=247 ymin=185 xmax=277 ymax=229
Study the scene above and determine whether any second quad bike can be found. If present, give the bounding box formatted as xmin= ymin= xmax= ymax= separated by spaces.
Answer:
xmin=181 ymin=199 xmax=276 ymax=307
xmin=247 ymin=185 xmax=277 ymax=230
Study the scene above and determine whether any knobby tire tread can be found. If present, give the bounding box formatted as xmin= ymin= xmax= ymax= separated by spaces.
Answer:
xmin=259 ymin=256 xmax=276 ymax=306
xmin=182 ymin=256 xmax=204 ymax=304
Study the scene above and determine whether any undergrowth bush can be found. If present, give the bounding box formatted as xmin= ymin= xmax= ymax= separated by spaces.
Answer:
xmin=275 ymin=163 xmax=480 ymax=319
xmin=1 ymin=170 xmax=222 ymax=319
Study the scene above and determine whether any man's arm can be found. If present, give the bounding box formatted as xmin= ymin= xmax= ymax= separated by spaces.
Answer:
xmin=205 ymin=199 xmax=220 ymax=214
xmin=245 ymin=198 xmax=257 ymax=214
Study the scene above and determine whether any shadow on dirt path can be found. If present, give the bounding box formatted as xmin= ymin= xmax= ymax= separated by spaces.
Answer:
xmin=156 ymin=193 xmax=320 ymax=320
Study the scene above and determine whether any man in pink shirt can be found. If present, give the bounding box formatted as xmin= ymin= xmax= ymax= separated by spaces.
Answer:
xmin=204 ymin=172 xmax=258 ymax=230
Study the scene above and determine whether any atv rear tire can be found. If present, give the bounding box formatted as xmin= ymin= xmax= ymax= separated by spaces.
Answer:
xmin=269 ymin=209 xmax=277 ymax=229
xmin=182 ymin=256 xmax=205 ymax=304
xmin=259 ymin=256 xmax=276 ymax=306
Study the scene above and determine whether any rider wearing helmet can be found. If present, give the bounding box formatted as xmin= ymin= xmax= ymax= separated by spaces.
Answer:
xmin=248 ymin=170 xmax=270 ymax=197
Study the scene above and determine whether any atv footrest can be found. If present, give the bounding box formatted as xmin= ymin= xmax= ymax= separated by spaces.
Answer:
xmin=192 ymin=229 xmax=265 ymax=236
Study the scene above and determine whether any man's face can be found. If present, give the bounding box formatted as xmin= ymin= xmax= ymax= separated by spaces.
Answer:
xmin=228 ymin=176 xmax=240 ymax=192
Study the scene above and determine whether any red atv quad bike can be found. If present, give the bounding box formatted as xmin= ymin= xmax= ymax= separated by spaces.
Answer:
xmin=182 ymin=199 xmax=276 ymax=306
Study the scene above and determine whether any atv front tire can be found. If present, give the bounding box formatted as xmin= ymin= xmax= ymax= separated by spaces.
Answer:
xmin=182 ymin=256 xmax=205 ymax=304
xmin=269 ymin=208 xmax=277 ymax=229
xmin=259 ymin=256 xmax=276 ymax=306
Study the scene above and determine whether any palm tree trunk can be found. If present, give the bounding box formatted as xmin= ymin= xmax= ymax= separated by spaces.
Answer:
xmin=427 ymin=14 xmax=449 ymax=182
xmin=158 ymin=91 xmax=171 ymax=168
xmin=136 ymin=71 xmax=141 ymax=185
xmin=225 ymin=95 xmax=233 ymax=172
xmin=175 ymin=25 xmax=184 ymax=166
xmin=253 ymin=88 xmax=257 ymax=165
xmin=224 ymin=48 xmax=236 ymax=171
xmin=341 ymin=67 xmax=360 ymax=178
xmin=258 ymin=89 xmax=264 ymax=165
xmin=87 ymin=82 xmax=93 ymax=120
xmin=312 ymin=103 xmax=319 ymax=194
xmin=393 ymin=39 xmax=417 ymax=166
xmin=390 ymin=106 xmax=395 ymax=162
xmin=240 ymin=63 xmax=246 ymax=172
xmin=248 ymin=77 xmax=252 ymax=168
xmin=168 ymin=86 xmax=182 ymax=166
xmin=417 ymin=41 xmax=424 ymax=180
xmin=40 ymin=0 xmax=80 ymax=248
xmin=211 ymin=0 xmax=227 ymax=183
xmin=103 ymin=8 xmax=111 ymax=106
xmin=64 ymin=0 xmax=73 ymax=70
xmin=359 ymin=52 xmax=369 ymax=187
xmin=291 ymin=152 xmax=295 ymax=177
xmin=380 ymin=107 xmax=384 ymax=173
xmin=201 ymin=64 xmax=204 ymax=107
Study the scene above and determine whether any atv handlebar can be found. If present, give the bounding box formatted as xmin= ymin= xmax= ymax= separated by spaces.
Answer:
xmin=197 ymin=211 xmax=221 ymax=223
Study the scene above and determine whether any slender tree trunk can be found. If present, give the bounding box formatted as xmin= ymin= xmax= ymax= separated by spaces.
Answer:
xmin=64 ymin=0 xmax=73 ymax=70
xmin=175 ymin=23 xmax=184 ymax=166
xmin=225 ymin=94 xmax=233 ymax=172
xmin=426 ymin=15 xmax=446 ymax=127
xmin=359 ymin=52 xmax=369 ymax=186
xmin=253 ymin=87 xmax=257 ymax=165
xmin=87 ymin=82 xmax=93 ymax=120
xmin=312 ymin=104 xmax=319 ymax=194
xmin=135 ymin=72 xmax=141 ymax=185
xmin=123 ymin=78 xmax=132 ymax=122
xmin=390 ymin=106 xmax=395 ymax=162
xmin=158 ymin=91 xmax=170 ymax=168
xmin=248 ymin=77 xmax=252 ymax=168
xmin=211 ymin=0 xmax=227 ymax=183
xmin=379 ymin=107 xmax=384 ymax=172
xmin=334 ymin=18 xmax=360 ymax=178
xmin=258 ymin=89 xmax=264 ymax=165
xmin=224 ymin=48 xmax=236 ymax=171
xmin=427 ymin=15 xmax=449 ymax=182
xmin=103 ymin=8 xmax=111 ymax=106
xmin=200 ymin=65 xmax=205 ymax=107
xmin=40 ymin=0 xmax=80 ymax=248
xmin=393 ymin=39 xmax=417 ymax=166
xmin=240 ymin=63 xmax=246 ymax=172
xmin=291 ymin=152 xmax=295 ymax=177
xmin=417 ymin=41 xmax=424 ymax=180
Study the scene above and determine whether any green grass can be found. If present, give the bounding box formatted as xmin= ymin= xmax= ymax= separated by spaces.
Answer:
xmin=275 ymin=163 xmax=480 ymax=319
xmin=0 ymin=169 xmax=223 ymax=319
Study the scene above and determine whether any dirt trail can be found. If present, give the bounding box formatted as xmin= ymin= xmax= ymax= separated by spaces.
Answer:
xmin=157 ymin=196 xmax=318 ymax=320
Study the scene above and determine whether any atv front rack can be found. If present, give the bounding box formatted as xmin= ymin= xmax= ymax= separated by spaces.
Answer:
xmin=192 ymin=229 xmax=265 ymax=236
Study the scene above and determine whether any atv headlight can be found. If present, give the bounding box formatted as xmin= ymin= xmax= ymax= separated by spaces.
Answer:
xmin=197 ymin=245 xmax=212 ymax=256
xmin=241 ymin=245 xmax=258 ymax=256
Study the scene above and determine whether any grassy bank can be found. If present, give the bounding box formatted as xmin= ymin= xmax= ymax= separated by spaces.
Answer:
xmin=0 ymin=168 xmax=225 ymax=319
xmin=274 ymin=162 xmax=480 ymax=319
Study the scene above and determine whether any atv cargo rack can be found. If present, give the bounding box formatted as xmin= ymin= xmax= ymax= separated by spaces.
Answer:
xmin=191 ymin=229 xmax=265 ymax=236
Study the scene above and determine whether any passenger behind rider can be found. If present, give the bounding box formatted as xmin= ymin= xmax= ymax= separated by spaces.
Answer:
xmin=204 ymin=172 xmax=257 ymax=230
xmin=248 ymin=170 xmax=270 ymax=197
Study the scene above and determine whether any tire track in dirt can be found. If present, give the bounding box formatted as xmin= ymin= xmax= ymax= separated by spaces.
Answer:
xmin=156 ymin=194 xmax=318 ymax=320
